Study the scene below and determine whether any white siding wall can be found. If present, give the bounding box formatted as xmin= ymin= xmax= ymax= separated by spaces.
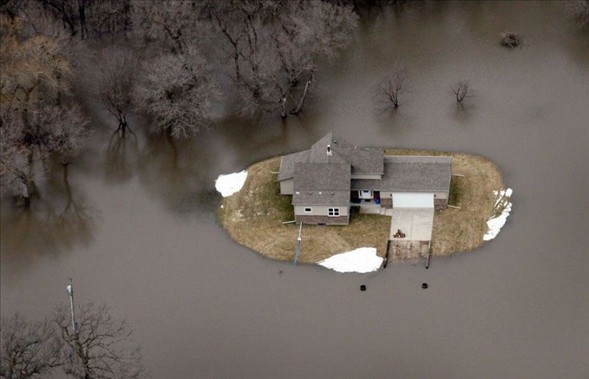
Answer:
xmin=294 ymin=205 xmax=349 ymax=216
xmin=434 ymin=191 xmax=448 ymax=199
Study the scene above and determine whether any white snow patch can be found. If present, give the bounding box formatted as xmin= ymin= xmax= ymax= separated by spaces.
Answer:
xmin=215 ymin=170 xmax=248 ymax=197
xmin=484 ymin=188 xmax=513 ymax=241
xmin=317 ymin=247 xmax=383 ymax=273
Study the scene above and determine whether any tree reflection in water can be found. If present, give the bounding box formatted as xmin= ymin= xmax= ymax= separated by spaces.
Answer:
xmin=137 ymin=134 xmax=218 ymax=217
xmin=104 ymin=128 xmax=139 ymax=184
xmin=0 ymin=164 xmax=95 ymax=270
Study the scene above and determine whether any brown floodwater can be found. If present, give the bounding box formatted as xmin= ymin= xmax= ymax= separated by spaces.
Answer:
xmin=2 ymin=2 xmax=588 ymax=378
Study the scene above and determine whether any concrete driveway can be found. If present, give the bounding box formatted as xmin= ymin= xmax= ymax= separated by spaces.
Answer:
xmin=390 ymin=208 xmax=434 ymax=241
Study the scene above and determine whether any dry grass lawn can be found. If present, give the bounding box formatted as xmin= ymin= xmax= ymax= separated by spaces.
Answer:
xmin=219 ymin=150 xmax=505 ymax=263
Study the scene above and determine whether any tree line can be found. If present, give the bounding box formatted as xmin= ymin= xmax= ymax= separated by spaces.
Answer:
xmin=0 ymin=0 xmax=358 ymax=205
xmin=1 ymin=0 xmax=584 ymax=205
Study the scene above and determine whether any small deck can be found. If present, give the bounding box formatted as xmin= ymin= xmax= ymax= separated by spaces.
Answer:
xmin=353 ymin=203 xmax=392 ymax=216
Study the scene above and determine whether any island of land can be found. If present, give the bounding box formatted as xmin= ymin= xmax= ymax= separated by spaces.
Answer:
xmin=218 ymin=149 xmax=508 ymax=264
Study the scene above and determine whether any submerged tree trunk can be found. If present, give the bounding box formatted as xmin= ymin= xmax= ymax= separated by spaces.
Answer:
xmin=290 ymin=73 xmax=313 ymax=115
xmin=77 ymin=0 xmax=87 ymax=39
xmin=115 ymin=114 xmax=133 ymax=138
xmin=280 ymin=96 xmax=287 ymax=119
xmin=17 ymin=172 xmax=36 ymax=208
xmin=120 ymin=116 xmax=127 ymax=138
xmin=62 ymin=163 xmax=73 ymax=210
xmin=21 ymin=150 xmax=37 ymax=207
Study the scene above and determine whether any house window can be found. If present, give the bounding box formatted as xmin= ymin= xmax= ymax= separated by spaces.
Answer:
xmin=304 ymin=207 xmax=312 ymax=213
xmin=328 ymin=208 xmax=340 ymax=217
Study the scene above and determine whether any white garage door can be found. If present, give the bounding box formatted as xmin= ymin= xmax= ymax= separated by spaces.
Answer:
xmin=392 ymin=193 xmax=434 ymax=208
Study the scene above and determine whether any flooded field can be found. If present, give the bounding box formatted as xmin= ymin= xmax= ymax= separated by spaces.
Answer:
xmin=2 ymin=2 xmax=587 ymax=378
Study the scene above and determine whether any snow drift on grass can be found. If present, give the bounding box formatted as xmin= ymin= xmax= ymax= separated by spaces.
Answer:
xmin=484 ymin=188 xmax=513 ymax=241
xmin=215 ymin=170 xmax=247 ymax=197
xmin=317 ymin=247 xmax=383 ymax=273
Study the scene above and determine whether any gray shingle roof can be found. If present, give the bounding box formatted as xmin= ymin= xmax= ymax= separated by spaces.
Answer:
xmin=278 ymin=150 xmax=310 ymax=181
xmin=336 ymin=147 xmax=383 ymax=175
xmin=292 ymin=163 xmax=350 ymax=205
xmin=351 ymin=156 xmax=452 ymax=192
xmin=279 ymin=134 xmax=452 ymax=207
xmin=278 ymin=132 xmax=383 ymax=181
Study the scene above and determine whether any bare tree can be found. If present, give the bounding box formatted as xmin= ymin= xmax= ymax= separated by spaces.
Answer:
xmin=45 ymin=105 xmax=90 ymax=165
xmin=378 ymin=65 xmax=407 ymax=110
xmin=1 ymin=302 xmax=143 ymax=379
xmin=22 ymin=0 xmax=131 ymax=40
xmin=82 ymin=0 xmax=132 ymax=40
xmin=269 ymin=1 xmax=357 ymax=117
xmin=134 ymin=46 xmax=217 ymax=139
xmin=0 ymin=17 xmax=72 ymax=107
xmin=450 ymin=80 xmax=470 ymax=107
xmin=0 ymin=115 xmax=37 ymax=205
xmin=0 ymin=314 xmax=62 ymax=379
xmin=0 ymin=104 xmax=88 ymax=204
xmin=203 ymin=0 xmax=357 ymax=117
xmin=130 ymin=0 xmax=201 ymax=54
xmin=95 ymin=47 xmax=136 ymax=137
xmin=568 ymin=0 xmax=589 ymax=26
xmin=0 ymin=16 xmax=89 ymax=204
xmin=55 ymin=302 xmax=143 ymax=379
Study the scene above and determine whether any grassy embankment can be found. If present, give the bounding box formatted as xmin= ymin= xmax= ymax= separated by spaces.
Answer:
xmin=218 ymin=150 xmax=505 ymax=263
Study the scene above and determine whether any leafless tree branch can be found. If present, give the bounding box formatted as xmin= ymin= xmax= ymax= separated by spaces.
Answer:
xmin=450 ymin=80 xmax=470 ymax=107
xmin=54 ymin=302 xmax=144 ymax=379
xmin=0 ymin=314 xmax=62 ymax=379
xmin=378 ymin=65 xmax=407 ymax=110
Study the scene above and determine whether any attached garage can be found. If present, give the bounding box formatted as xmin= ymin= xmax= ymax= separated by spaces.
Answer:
xmin=390 ymin=193 xmax=434 ymax=241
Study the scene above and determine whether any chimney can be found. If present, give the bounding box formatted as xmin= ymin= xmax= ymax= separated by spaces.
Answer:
xmin=327 ymin=144 xmax=332 ymax=156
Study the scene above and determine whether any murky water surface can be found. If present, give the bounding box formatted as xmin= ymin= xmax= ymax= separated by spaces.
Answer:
xmin=2 ymin=2 xmax=588 ymax=378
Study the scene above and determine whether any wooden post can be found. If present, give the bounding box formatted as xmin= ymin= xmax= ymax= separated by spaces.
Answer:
xmin=425 ymin=241 xmax=432 ymax=269
xmin=383 ymin=240 xmax=392 ymax=269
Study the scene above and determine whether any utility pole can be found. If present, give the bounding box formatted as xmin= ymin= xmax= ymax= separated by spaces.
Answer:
xmin=66 ymin=278 xmax=76 ymax=334
xmin=294 ymin=222 xmax=303 ymax=266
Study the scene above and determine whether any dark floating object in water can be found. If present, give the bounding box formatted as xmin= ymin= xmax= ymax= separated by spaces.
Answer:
xmin=501 ymin=32 xmax=522 ymax=48
xmin=360 ymin=285 xmax=367 ymax=291
xmin=422 ymin=283 xmax=428 ymax=289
